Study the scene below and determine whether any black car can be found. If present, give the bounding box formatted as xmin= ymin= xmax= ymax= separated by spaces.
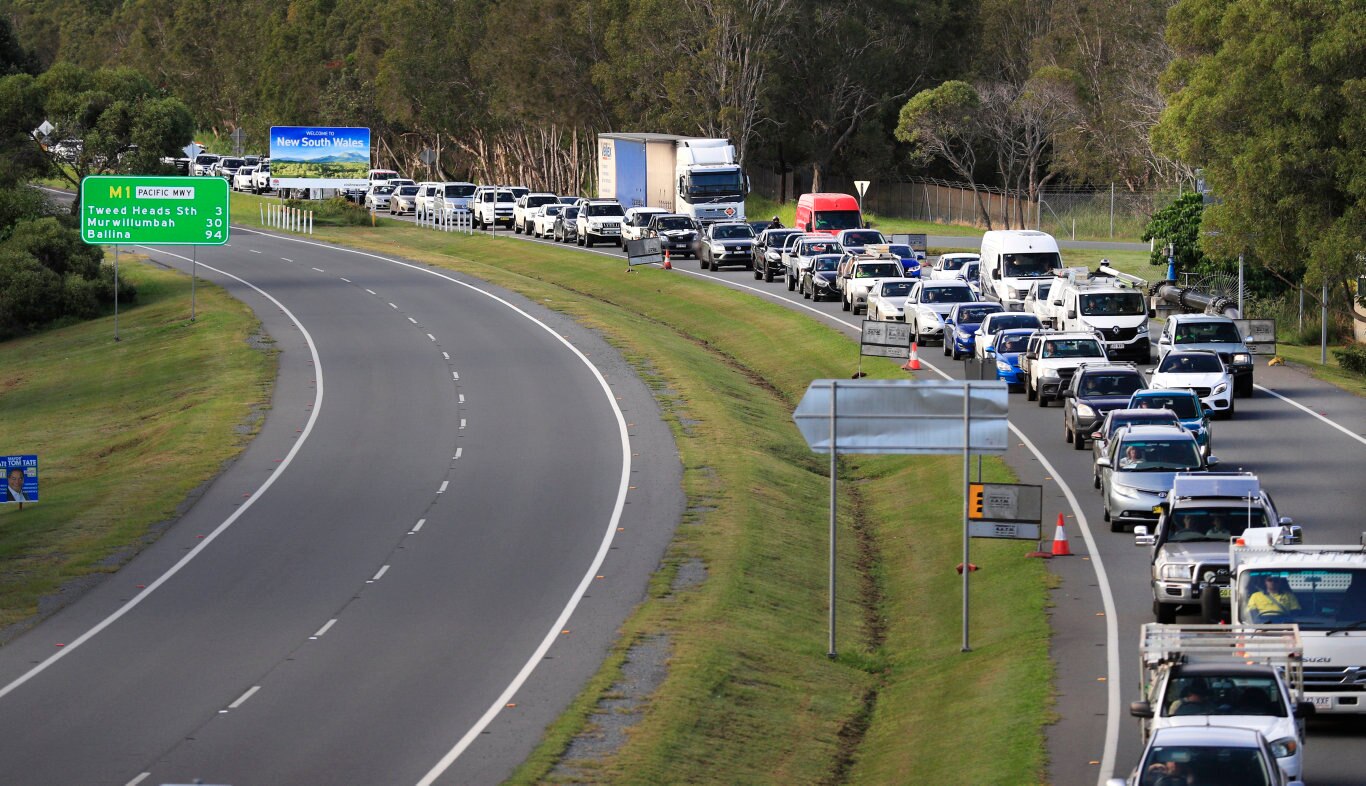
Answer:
xmin=645 ymin=214 xmax=699 ymax=258
xmin=1061 ymin=363 xmax=1148 ymax=450
xmin=696 ymin=222 xmax=756 ymax=271
xmin=553 ymin=206 xmax=581 ymax=243
xmin=753 ymin=228 xmax=803 ymax=283
xmin=799 ymin=254 xmax=843 ymax=302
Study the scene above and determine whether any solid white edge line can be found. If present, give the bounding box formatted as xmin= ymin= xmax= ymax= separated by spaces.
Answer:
xmin=225 ymin=226 xmax=633 ymax=786
xmin=1255 ymin=384 xmax=1366 ymax=447
xmin=282 ymin=258 xmax=293 ymax=262
xmin=341 ymin=277 xmax=351 ymax=283
xmin=228 ymin=685 xmax=261 ymax=709
xmin=0 ymin=248 xmax=326 ymax=704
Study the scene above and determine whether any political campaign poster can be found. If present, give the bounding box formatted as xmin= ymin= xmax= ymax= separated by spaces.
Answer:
xmin=2 ymin=455 xmax=38 ymax=503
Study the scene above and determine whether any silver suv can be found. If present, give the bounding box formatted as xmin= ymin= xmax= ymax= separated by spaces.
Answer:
xmin=1097 ymin=424 xmax=1213 ymax=533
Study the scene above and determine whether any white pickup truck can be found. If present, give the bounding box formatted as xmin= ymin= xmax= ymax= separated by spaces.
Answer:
xmin=514 ymin=193 xmax=562 ymax=234
xmin=1021 ymin=331 xmax=1109 ymax=405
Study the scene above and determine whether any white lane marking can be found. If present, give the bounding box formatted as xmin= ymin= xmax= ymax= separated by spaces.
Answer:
xmin=365 ymin=288 xmax=377 ymax=295
xmin=444 ymin=353 xmax=451 ymax=361
xmin=388 ymin=302 xmax=398 ymax=309
xmin=227 ymin=227 xmax=633 ymax=785
xmin=0 ymin=248 xmax=326 ymax=704
xmin=459 ymin=419 xmax=466 ymax=430
xmin=452 ymin=371 xmax=459 ymax=381
xmin=427 ymin=333 xmax=436 ymax=342
xmin=410 ymin=518 xmax=426 ymax=534
xmin=438 ymin=481 xmax=449 ymax=493
xmin=1255 ymin=384 xmax=1366 ymax=447
xmin=370 ymin=565 xmax=391 ymax=582
xmin=341 ymin=277 xmax=351 ymax=283
xmin=250 ymin=249 xmax=262 ymax=254
xmin=282 ymin=258 xmax=293 ymax=262
xmin=228 ymin=685 xmax=261 ymax=709
xmin=126 ymin=774 xmax=151 ymax=786
xmin=459 ymin=394 xmax=465 ymax=404
xmin=454 ymin=448 xmax=463 ymax=460
xmin=408 ymin=317 xmax=418 ymax=324
xmin=311 ymin=619 xmax=338 ymax=639
xmin=312 ymin=267 xmax=325 ymax=272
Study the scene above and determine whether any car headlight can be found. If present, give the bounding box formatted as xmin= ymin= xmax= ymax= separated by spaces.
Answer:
xmin=997 ymin=360 xmax=1012 ymax=372
xmin=1159 ymin=563 xmax=1194 ymax=580
xmin=1041 ymin=367 xmax=1060 ymax=379
xmin=1076 ymin=403 xmax=1096 ymax=418
xmin=1213 ymin=382 xmax=1229 ymax=395
xmin=1269 ymin=737 xmax=1298 ymax=758
xmin=1233 ymin=353 xmax=1251 ymax=365
xmin=1136 ymin=324 xmax=1148 ymax=334
xmin=923 ymin=312 xmax=941 ymax=324
xmin=1113 ymin=483 xmax=1144 ymax=500
xmin=711 ymin=243 xmax=725 ymax=254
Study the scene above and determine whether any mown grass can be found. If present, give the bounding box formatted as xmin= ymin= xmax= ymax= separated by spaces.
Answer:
xmin=1272 ymin=343 xmax=1366 ymax=398
xmin=228 ymin=190 xmax=1051 ymax=783
xmin=0 ymin=261 xmax=273 ymax=633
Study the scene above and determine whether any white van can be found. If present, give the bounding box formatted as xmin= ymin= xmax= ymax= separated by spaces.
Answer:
xmin=978 ymin=230 xmax=1062 ymax=311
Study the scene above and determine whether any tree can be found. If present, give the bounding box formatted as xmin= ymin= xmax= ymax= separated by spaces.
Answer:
xmin=895 ymin=81 xmax=993 ymax=227
xmin=1154 ymin=0 xmax=1366 ymax=322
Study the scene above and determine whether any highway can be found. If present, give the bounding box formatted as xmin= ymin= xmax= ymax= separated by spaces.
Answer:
xmin=448 ymin=219 xmax=1366 ymax=785
xmin=0 ymin=219 xmax=683 ymax=785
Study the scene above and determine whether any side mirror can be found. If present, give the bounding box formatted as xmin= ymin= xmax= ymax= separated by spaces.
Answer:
xmin=1090 ymin=431 xmax=1102 ymax=440
xmin=1144 ymin=368 xmax=1154 ymax=375
xmin=1096 ymin=457 xmax=1112 ymax=469
xmin=1062 ymin=389 xmax=1075 ymax=398
xmin=1067 ymin=309 xmax=1077 ymax=319
xmin=1281 ymin=524 xmax=1303 ymax=544
xmin=1158 ymin=335 xmax=1170 ymax=344
xmin=1278 ymin=516 xmax=1295 ymax=527
xmin=1148 ymin=308 xmax=1157 ymax=318
xmin=985 ymin=347 xmax=996 ymax=356
xmin=1135 ymin=530 xmax=1156 ymax=547
xmin=1295 ymin=701 xmax=1317 ymax=718
xmin=1129 ymin=700 xmax=1153 ymax=718
xmin=1206 ymin=455 xmax=1220 ymax=466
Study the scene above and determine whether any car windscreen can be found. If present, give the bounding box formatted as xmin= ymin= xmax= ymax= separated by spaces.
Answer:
xmin=1002 ymin=251 xmax=1062 ymax=277
xmin=655 ymin=217 xmax=693 ymax=231
xmin=886 ymin=244 xmax=914 ymax=258
xmin=799 ymin=241 xmax=842 ymax=255
xmin=397 ymin=185 xmax=419 ymax=195
xmin=1239 ymin=568 xmax=1366 ymax=631
xmin=988 ymin=314 xmax=1042 ymax=331
xmin=1031 ymin=281 xmax=1052 ymax=298
xmin=996 ymin=333 xmax=1031 ymax=353
xmin=1159 ymin=354 xmax=1223 ymax=373
xmin=812 ymin=255 xmax=840 ymax=272
xmin=688 ymin=170 xmax=744 ymax=194
xmin=954 ymin=305 xmax=1001 ymax=323
xmin=854 ymin=263 xmax=903 ymax=278
xmin=879 ymin=281 xmax=914 ymax=297
xmin=712 ymin=225 xmax=754 ymax=239
xmin=1166 ymin=508 xmax=1266 ymax=542
xmin=1115 ymin=438 xmax=1202 ymax=470
xmin=445 ymin=184 xmax=476 ymax=197
xmin=587 ymin=203 xmax=624 ymax=216
xmin=812 ymin=210 xmax=862 ymax=231
xmin=1043 ymin=339 xmax=1103 ymax=357
xmin=496 ymin=191 xmax=516 ymax=203
xmin=841 ymin=231 xmax=883 ymax=245
xmin=1131 ymin=394 xmax=1201 ymax=418
xmin=924 ymin=286 xmax=975 ymax=302
xmin=1177 ymin=321 xmax=1242 ymax=343
xmin=1141 ymin=745 xmax=1273 ymax=786
xmin=374 ymin=185 xmax=395 ymax=194
xmin=940 ymin=257 xmax=970 ymax=271
xmin=543 ymin=205 xmax=562 ymax=215
xmin=561 ymin=207 xmax=580 ymax=218
xmin=1081 ymin=292 xmax=1146 ymax=316
xmin=1108 ymin=412 xmax=1180 ymax=435
xmin=221 ymin=158 xmax=243 ymax=168
xmin=1080 ymin=373 xmax=1145 ymax=397
xmin=1160 ymin=673 xmax=1285 ymax=717
xmin=527 ymin=195 xmax=558 ymax=206
xmin=195 ymin=155 xmax=219 ymax=164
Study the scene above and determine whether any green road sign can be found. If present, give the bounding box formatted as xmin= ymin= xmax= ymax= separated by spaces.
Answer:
xmin=80 ymin=175 xmax=229 ymax=246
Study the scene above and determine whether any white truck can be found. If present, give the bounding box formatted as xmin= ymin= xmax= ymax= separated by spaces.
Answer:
xmin=1020 ymin=330 xmax=1109 ymax=405
xmin=597 ymin=133 xmax=749 ymax=224
xmin=978 ymin=229 xmax=1063 ymax=312
xmin=1128 ymin=623 xmax=1313 ymax=780
xmin=1049 ymin=264 xmax=1155 ymax=363
xmin=513 ymin=193 xmax=562 ymax=234
xmin=1200 ymin=527 xmax=1366 ymax=715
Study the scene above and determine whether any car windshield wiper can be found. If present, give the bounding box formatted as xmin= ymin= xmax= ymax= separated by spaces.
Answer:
xmin=1326 ymin=620 xmax=1366 ymax=636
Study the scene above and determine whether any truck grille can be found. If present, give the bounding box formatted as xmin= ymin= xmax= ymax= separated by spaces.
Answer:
xmin=1304 ymin=666 xmax=1366 ymax=691
xmin=1101 ymin=326 xmax=1140 ymax=341
xmin=1057 ymin=368 xmax=1077 ymax=386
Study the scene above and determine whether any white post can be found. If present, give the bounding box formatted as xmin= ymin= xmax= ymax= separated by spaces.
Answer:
xmin=259 ymin=204 xmax=264 ymax=225
xmin=828 ymin=381 xmax=838 ymax=660
xmin=1238 ymin=253 xmax=1245 ymax=318
xmin=1321 ymin=281 xmax=1328 ymax=365
xmin=961 ymin=382 xmax=971 ymax=652
xmin=1109 ymin=182 xmax=1115 ymax=239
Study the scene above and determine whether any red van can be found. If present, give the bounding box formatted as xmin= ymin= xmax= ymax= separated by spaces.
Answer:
xmin=793 ymin=193 xmax=863 ymax=236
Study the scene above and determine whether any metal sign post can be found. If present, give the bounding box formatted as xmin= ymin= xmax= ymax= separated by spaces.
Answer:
xmin=793 ymin=379 xmax=1009 ymax=657
xmin=854 ymin=180 xmax=870 ymax=223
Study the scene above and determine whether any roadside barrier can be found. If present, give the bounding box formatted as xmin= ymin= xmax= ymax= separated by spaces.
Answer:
xmin=261 ymin=202 xmax=313 ymax=235
xmin=415 ymin=206 xmax=474 ymax=235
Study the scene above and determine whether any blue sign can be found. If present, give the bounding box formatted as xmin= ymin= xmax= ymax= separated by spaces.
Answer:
xmin=268 ymin=126 xmax=371 ymax=190
xmin=2 ymin=455 xmax=38 ymax=503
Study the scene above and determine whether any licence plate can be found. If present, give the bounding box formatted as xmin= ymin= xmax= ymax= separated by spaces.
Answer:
xmin=1218 ymin=586 xmax=1231 ymax=599
xmin=1311 ymin=696 xmax=1333 ymax=707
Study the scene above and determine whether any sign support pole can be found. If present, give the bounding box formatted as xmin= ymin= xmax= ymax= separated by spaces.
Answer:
xmin=828 ymin=380 xmax=838 ymax=660
xmin=113 ymin=246 xmax=120 ymax=342
xmin=961 ymin=382 xmax=971 ymax=652
xmin=191 ymin=246 xmax=197 ymax=322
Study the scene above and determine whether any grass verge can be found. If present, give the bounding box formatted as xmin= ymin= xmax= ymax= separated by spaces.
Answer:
xmin=0 ymin=259 xmax=274 ymax=634
xmin=1271 ymin=343 xmax=1366 ymax=398
xmin=228 ymin=191 xmax=1052 ymax=782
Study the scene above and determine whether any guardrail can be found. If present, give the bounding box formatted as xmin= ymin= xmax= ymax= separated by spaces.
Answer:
xmin=261 ymin=203 xmax=313 ymax=234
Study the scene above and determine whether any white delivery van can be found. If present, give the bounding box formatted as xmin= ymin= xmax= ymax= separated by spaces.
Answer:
xmin=979 ymin=230 xmax=1063 ymax=312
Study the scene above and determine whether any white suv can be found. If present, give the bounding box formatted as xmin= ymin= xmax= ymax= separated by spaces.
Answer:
xmin=472 ymin=186 xmax=516 ymax=228
xmin=575 ymin=200 xmax=625 ymax=247
xmin=414 ymin=183 xmax=444 ymax=221
xmin=514 ymin=193 xmax=561 ymax=234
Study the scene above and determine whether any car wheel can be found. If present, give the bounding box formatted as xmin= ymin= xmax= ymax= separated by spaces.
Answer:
xmin=1154 ymin=599 xmax=1177 ymax=624
xmin=1037 ymin=388 xmax=1049 ymax=407
xmin=787 ymin=275 xmax=796 ymax=292
xmin=842 ymin=295 xmax=850 ymax=312
xmin=803 ymin=284 xmax=812 ymax=300
xmin=1093 ymin=472 xmax=1101 ymax=489
xmin=1073 ymin=428 xmax=1087 ymax=450
xmin=764 ymin=268 xmax=774 ymax=283
xmin=1064 ymin=421 xmax=1073 ymax=443
xmin=1027 ymin=381 xmax=1037 ymax=401
xmin=943 ymin=341 xmax=951 ymax=357
xmin=1225 ymin=398 xmax=1236 ymax=418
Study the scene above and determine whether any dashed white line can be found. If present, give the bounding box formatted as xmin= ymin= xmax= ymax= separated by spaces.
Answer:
xmin=454 ymin=448 xmax=463 ymax=460
xmin=365 ymin=288 xmax=376 ymax=295
xmin=227 ymin=685 xmax=261 ymax=710
xmin=443 ymin=352 xmax=450 ymax=360
xmin=438 ymin=481 xmax=449 ymax=493
xmin=427 ymin=333 xmax=436 ymax=342
xmin=452 ymin=370 xmax=458 ymax=379
xmin=388 ymin=302 xmax=398 ymax=309
xmin=282 ymin=257 xmax=293 ymax=262
xmin=459 ymin=393 xmax=465 ymax=404
xmin=408 ymin=317 xmax=418 ymax=324
xmin=459 ymin=419 xmax=467 ymax=430
xmin=410 ymin=518 xmax=426 ymax=534
xmin=126 ymin=774 xmax=151 ymax=786
xmin=341 ymin=277 xmax=351 ymax=283
xmin=312 ymin=267 xmax=325 ymax=273
xmin=311 ymin=619 xmax=338 ymax=639
xmin=369 ymin=565 xmax=391 ymax=583
xmin=249 ymin=249 xmax=262 ymax=254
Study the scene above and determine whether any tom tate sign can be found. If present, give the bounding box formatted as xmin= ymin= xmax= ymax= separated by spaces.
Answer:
xmin=81 ymin=175 xmax=229 ymax=246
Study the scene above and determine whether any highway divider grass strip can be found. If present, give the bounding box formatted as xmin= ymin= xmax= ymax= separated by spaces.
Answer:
xmin=0 ymin=259 xmax=274 ymax=636
xmin=230 ymin=193 xmax=1051 ymax=783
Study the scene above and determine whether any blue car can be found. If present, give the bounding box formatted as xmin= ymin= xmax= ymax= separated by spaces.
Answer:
xmin=1127 ymin=388 xmax=1212 ymax=456
xmin=987 ymin=328 xmax=1035 ymax=390
xmin=886 ymin=243 xmax=922 ymax=277
xmin=943 ymin=302 xmax=1005 ymax=360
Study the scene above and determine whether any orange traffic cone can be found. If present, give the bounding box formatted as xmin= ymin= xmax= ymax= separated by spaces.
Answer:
xmin=902 ymin=342 xmax=921 ymax=371
xmin=663 ymin=249 xmax=672 ymax=270
xmin=1051 ymin=513 xmax=1073 ymax=556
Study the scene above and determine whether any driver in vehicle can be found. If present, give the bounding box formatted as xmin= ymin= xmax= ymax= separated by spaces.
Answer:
xmin=1246 ymin=575 xmax=1301 ymax=622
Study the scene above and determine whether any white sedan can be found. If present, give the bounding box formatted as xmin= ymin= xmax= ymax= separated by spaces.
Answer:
xmin=1147 ymin=349 xmax=1235 ymax=418
xmin=232 ymin=166 xmax=257 ymax=192
xmin=530 ymin=204 xmax=566 ymax=238
xmin=865 ymin=279 xmax=918 ymax=322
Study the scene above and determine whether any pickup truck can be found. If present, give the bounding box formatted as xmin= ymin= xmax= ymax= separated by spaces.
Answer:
xmin=838 ymin=254 xmax=907 ymax=314
xmin=620 ymin=206 xmax=669 ymax=244
xmin=1021 ymin=331 xmax=1109 ymax=405
xmin=514 ymin=193 xmax=563 ymax=234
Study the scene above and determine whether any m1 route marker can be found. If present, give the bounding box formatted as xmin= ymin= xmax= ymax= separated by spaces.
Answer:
xmin=81 ymin=175 xmax=230 ymax=339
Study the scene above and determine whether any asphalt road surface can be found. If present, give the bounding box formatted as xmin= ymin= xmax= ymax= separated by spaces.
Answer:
xmin=0 ymin=215 xmax=683 ymax=785
xmin=452 ymin=218 xmax=1366 ymax=785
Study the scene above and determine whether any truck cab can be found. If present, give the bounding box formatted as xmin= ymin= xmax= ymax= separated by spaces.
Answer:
xmin=1051 ymin=267 xmax=1155 ymax=362
xmin=674 ymin=138 xmax=748 ymax=223
xmin=1136 ymin=472 xmax=1293 ymax=623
